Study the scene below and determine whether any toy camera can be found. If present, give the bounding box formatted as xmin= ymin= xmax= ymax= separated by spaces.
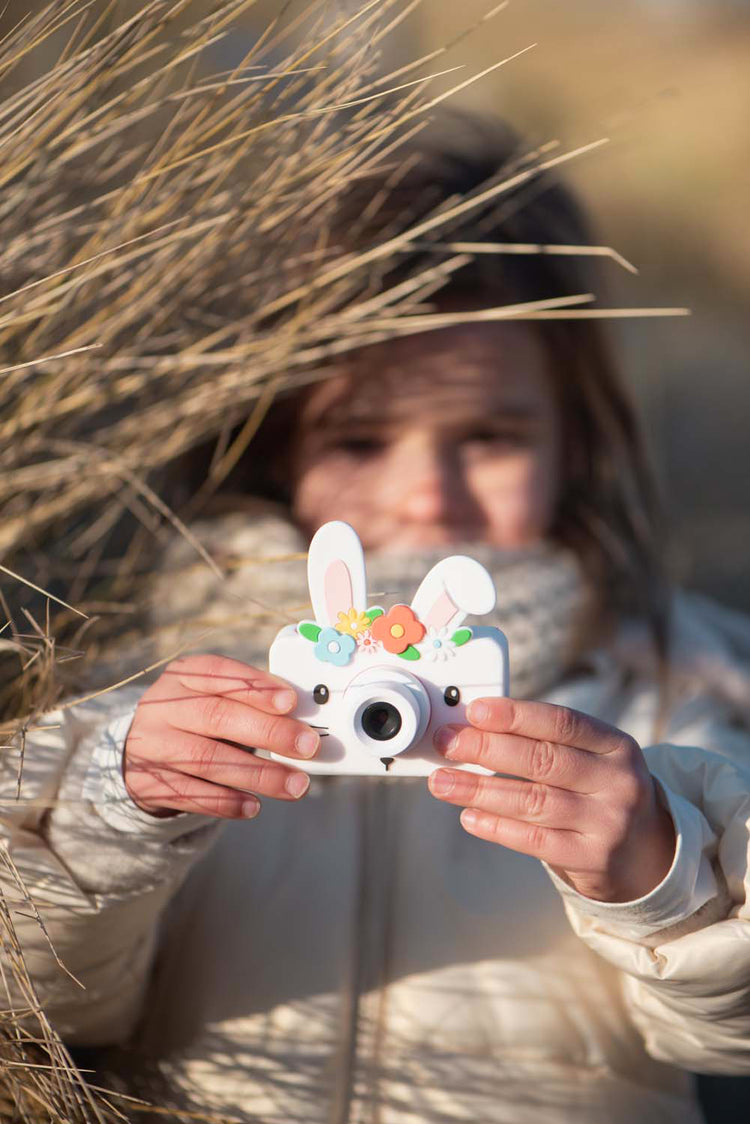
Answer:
xmin=266 ymin=520 xmax=509 ymax=776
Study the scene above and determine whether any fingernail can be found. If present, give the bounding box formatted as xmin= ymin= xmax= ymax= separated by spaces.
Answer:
xmin=460 ymin=808 xmax=478 ymax=830
xmin=285 ymin=771 xmax=310 ymax=798
xmin=273 ymin=690 xmax=295 ymax=712
xmin=428 ymin=769 xmax=455 ymax=796
xmin=295 ymin=730 xmax=319 ymax=758
xmin=242 ymin=798 xmax=260 ymax=819
xmin=433 ymin=726 xmax=458 ymax=754
xmin=467 ymin=700 xmax=488 ymax=723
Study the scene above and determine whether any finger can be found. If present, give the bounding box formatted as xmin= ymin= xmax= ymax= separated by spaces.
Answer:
xmin=162 ymin=692 xmax=320 ymax=760
xmin=428 ymin=769 xmax=589 ymax=830
xmin=126 ymin=728 xmax=312 ymax=801
xmin=465 ymin=697 xmax=636 ymax=756
xmin=435 ymin=725 xmax=611 ymax=793
xmin=155 ymin=654 xmax=298 ymax=715
xmin=458 ymin=807 xmax=590 ymax=869
xmin=125 ymin=762 xmax=262 ymax=820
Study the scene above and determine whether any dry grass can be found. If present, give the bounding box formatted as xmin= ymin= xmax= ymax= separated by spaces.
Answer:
xmin=0 ymin=1 xmax=689 ymax=1118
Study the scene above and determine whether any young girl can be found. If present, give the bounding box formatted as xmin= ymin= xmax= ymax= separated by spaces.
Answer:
xmin=4 ymin=120 xmax=750 ymax=1123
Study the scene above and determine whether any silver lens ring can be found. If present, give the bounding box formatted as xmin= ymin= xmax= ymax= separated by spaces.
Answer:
xmin=344 ymin=667 xmax=430 ymax=757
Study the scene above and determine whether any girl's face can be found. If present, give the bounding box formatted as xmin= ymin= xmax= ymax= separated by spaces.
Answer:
xmin=290 ymin=322 xmax=562 ymax=553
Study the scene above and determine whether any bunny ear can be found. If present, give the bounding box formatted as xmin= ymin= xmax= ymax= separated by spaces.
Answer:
xmin=410 ymin=556 xmax=496 ymax=633
xmin=308 ymin=521 xmax=367 ymax=627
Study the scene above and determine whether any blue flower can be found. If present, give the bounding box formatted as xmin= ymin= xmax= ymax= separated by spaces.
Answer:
xmin=314 ymin=627 xmax=356 ymax=666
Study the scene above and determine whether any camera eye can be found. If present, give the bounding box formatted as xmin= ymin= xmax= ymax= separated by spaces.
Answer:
xmin=313 ymin=684 xmax=330 ymax=705
xmin=444 ymin=686 xmax=460 ymax=707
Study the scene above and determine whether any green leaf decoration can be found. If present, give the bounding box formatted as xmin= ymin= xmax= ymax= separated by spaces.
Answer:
xmin=298 ymin=621 xmax=321 ymax=642
xmin=451 ymin=628 xmax=472 ymax=647
xmin=366 ymin=606 xmax=384 ymax=620
xmin=397 ymin=645 xmax=420 ymax=661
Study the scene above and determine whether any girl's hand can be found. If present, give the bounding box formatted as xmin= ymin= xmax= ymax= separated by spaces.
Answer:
xmin=428 ymin=697 xmax=676 ymax=903
xmin=123 ymin=654 xmax=319 ymax=820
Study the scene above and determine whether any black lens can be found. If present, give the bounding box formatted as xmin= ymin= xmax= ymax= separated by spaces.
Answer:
xmin=361 ymin=702 xmax=402 ymax=741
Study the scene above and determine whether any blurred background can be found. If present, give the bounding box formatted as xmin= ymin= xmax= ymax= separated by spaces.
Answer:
xmin=244 ymin=0 xmax=749 ymax=611
xmin=9 ymin=0 xmax=750 ymax=610
xmin=400 ymin=0 xmax=750 ymax=612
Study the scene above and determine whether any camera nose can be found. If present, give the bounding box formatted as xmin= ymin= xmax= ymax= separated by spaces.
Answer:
xmin=360 ymin=701 xmax=402 ymax=742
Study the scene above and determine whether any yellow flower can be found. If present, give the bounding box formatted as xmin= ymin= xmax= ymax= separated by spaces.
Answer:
xmin=336 ymin=607 xmax=371 ymax=636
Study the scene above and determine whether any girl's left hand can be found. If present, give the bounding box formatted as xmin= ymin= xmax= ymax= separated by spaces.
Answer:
xmin=428 ymin=697 xmax=676 ymax=903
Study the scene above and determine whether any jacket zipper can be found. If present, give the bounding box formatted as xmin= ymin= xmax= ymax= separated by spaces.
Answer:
xmin=331 ymin=778 xmax=399 ymax=1124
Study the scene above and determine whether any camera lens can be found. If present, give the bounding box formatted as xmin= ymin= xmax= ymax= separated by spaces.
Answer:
xmin=360 ymin=702 xmax=402 ymax=742
xmin=345 ymin=668 xmax=430 ymax=760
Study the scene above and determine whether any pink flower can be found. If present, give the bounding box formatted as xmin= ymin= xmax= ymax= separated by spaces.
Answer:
xmin=356 ymin=628 xmax=379 ymax=655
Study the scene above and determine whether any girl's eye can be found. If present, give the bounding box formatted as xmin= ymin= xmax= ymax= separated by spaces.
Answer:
xmin=313 ymin=684 xmax=330 ymax=705
xmin=464 ymin=429 xmax=528 ymax=448
xmin=334 ymin=437 xmax=384 ymax=457
xmin=444 ymin=686 xmax=460 ymax=707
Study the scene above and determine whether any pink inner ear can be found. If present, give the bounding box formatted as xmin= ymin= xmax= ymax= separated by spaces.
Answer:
xmin=325 ymin=560 xmax=353 ymax=622
xmin=424 ymin=589 xmax=458 ymax=631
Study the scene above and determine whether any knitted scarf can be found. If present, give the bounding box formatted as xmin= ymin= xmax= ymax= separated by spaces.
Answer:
xmin=130 ymin=501 xmax=598 ymax=701
xmin=84 ymin=499 xmax=750 ymax=739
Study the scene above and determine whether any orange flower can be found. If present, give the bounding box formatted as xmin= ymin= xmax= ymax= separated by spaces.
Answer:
xmin=371 ymin=604 xmax=425 ymax=654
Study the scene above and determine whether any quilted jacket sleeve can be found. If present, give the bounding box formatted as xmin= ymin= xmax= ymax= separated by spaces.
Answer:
xmin=0 ymin=684 xmax=224 ymax=1047
xmin=547 ymin=719 xmax=750 ymax=1075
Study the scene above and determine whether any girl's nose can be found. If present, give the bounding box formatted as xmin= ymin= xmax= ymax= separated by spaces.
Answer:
xmin=392 ymin=434 xmax=461 ymax=525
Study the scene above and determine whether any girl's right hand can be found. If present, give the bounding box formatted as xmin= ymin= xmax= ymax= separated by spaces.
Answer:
xmin=123 ymin=654 xmax=319 ymax=820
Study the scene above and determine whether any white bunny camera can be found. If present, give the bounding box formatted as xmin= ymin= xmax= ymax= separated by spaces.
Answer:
xmin=266 ymin=521 xmax=509 ymax=776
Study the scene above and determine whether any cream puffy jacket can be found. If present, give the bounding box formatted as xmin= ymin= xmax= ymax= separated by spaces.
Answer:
xmin=3 ymin=509 xmax=750 ymax=1123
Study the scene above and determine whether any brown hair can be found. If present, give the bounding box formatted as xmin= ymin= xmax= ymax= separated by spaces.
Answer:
xmin=165 ymin=114 xmax=671 ymax=680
